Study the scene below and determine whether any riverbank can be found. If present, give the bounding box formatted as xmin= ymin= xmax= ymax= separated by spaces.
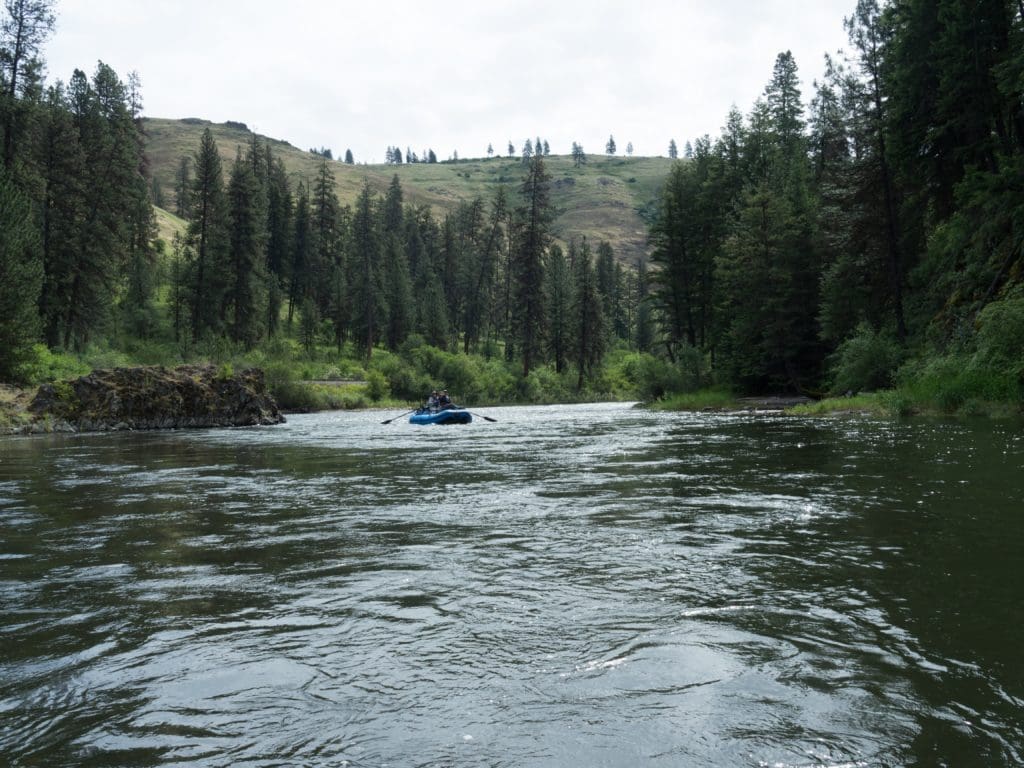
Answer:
xmin=649 ymin=388 xmax=1023 ymax=419
xmin=1 ymin=365 xmax=284 ymax=435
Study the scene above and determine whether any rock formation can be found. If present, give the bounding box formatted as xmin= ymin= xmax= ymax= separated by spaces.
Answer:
xmin=25 ymin=365 xmax=284 ymax=433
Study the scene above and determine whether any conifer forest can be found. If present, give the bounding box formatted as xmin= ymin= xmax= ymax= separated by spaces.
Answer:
xmin=2 ymin=0 xmax=1022 ymax=415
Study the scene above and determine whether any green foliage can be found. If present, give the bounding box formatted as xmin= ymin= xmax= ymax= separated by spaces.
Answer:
xmin=827 ymin=323 xmax=903 ymax=394
xmin=215 ymin=362 xmax=234 ymax=381
xmin=364 ymin=369 xmax=389 ymax=401
xmin=650 ymin=388 xmax=738 ymax=411
xmin=786 ymin=393 xmax=891 ymax=417
xmin=0 ymin=172 xmax=42 ymax=383
xmin=18 ymin=344 xmax=93 ymax=385
xmin=896 ymin=355 xmax=1022 ymax=414
xmin=612 ymin=352 xmax=690 ymax=401
xmin=973 ymin=296 xmax=1024 ymax=382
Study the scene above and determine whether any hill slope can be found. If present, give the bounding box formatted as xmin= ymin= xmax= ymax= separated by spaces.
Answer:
xmin=142 ymin=118 xmax=670 ymax=264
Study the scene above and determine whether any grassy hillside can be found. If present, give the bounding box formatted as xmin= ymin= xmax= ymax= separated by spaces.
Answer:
xmin=142 ymin=117 xmax=671 ymax=264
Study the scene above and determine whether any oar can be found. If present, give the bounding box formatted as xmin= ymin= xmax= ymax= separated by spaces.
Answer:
xmin=381 ymin=408 xmax=418 ymax=425
xmin=464 ymin=409 xmax=497 ymax=423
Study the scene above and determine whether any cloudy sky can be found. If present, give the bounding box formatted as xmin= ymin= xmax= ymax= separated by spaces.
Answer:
xmin=43 ymin=0 xmax=854 ymax=163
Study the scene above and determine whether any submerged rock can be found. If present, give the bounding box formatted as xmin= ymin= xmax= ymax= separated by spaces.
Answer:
xmin=27 ymin=365 xmax=285 ymax=433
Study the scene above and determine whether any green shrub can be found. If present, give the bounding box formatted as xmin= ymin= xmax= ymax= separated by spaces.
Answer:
xmin=973 ymin=296 xmax=1024 ymax=382
xmin=19 ymin=345 xmax=90 ymax=385
xmin=365 ymin=370 xmax=390 ymax=401
xmin=828 ymin=323 xmax=903 ymax=395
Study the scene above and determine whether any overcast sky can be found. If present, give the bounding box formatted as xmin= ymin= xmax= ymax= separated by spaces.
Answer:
xmin=43 ymin=0 xmax=855 ymax=164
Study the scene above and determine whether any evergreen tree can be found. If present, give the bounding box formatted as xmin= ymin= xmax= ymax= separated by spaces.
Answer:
xmin=544 ymin=243 xmax=572 ymax=373
xmin=649 ymin=162 xmax=713 ymax=358
xmin=311 ymin=157 xmax=342 ymax=315
xmin=512 ymin=153 xmax=552 ymax=376
xmin=225 ymin=148 xmax=265 ymax=346
xmin=571 ymin=141 xmax=586 ymax=167
xmin=668 ymin=139 xmax=678 ymax=159
xmin=298 ymin=295 xmax=319 ymax=353
xmin=350 ymin=181 xmax=385 ymax=359
xmin=1 ymin=0 xmax=55 ymax=171
xmin=606 ymin=135 xmax=616 ymax=155
xmin=54 ymin=63 xmax=153 ymax=349
xmin=187 ymin=126 xmax=229 ymax=341
xmin=265 ymin=157 xmax=292 ymax=281
xmin=382 ymin=231 xmax=412 ymax=350
xmin=595 ymin=240 xmax=617 ymax=334
xmin=461 ymin=187 xmax=506 ymax=353
xmin=634 ymin=258 xmax=654 ymax=352
xmin=522 ymin=137 xmax=533 ymax=163
xmin=381 ymin=175 xmax=412 ymax=349
xmin=288 ymin=182 xmax=311 ymax=325
xmin=0 ymin=169 xmax=41 ymax=381
xmin=507 ymin=140 xmax=514 ymax=158
xmin=572 ymin=238 xmax=604 ymax=390
xmin=344 ymin=148 xmax=354 ymax=164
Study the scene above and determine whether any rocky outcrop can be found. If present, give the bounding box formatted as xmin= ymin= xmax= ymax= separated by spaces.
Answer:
xmin=25 ymin=365 xmax=285 ymax=433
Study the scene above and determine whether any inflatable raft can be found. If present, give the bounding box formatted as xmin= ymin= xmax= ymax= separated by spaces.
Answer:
xmin=409 ymin=407 xmax=472 ymax=425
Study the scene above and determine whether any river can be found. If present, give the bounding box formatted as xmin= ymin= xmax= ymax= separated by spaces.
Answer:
xmin=1 ymin=403 xmax=1022 ymax=766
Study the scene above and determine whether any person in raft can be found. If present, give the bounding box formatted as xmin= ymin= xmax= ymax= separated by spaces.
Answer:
xmin=438 ymin=390 xmax=452 ymax=408
xmin=426 ymin=390 xmax=440 ymax=409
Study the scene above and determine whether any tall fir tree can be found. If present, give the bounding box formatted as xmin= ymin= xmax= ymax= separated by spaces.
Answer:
xmin=349 ymin=181 xmax=385 ymax=359
xmin=512 ymin=153 xmax=552 ymax=376
xmin=187 ymin=126 xmax=229 ymax=341
xmin=544 ymin=243 xmax=572 ymax=373
xmin=572 ymin=238 xmax=604 ymax=390
xmin=0 ymin=169 xmax=41 ymax=381
xmin=225 ymin=148 xmax=265 ymax=347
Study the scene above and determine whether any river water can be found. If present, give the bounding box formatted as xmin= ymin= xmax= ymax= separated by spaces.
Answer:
xmin=1 ymin=403 xmax=1022 ymax=767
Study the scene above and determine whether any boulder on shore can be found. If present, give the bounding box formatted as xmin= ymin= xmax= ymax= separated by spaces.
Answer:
xmin=26 ymin=365 xmax=285 ymax=433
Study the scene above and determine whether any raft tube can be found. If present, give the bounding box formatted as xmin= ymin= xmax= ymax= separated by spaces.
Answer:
xmin=409 ymin=407 xmax=472 ymax=425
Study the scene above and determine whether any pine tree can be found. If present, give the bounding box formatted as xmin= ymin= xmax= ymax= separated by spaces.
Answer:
xmin=512 ymin=153 xmax=552 ymax=376
xmin=288 ymin=183 xmax=311 ymax=325
xmin=1 ymin=0 xmax=55 ymax=170
xmin=311 ymin=158 xmax=342 ymax=314
xmin=668 ymin=139 xmax=678 ymax=159
xmin=606 ymin=135 xmax=616 ymax=155
xmin=461 ymin=187 xmax=506 ymax=353
xmin=595 ymin=240 xmax=617 ymax=335
xmin=225 ymin=148 xmax=265 ymax=347
xmin=187 ymin=126 xmax=229 ymax=341
xmin=381 ymin=175 xmax=412 ymax=350
xmin=545 ymin=243 xmax=572 ymax=372
xmin=344 ymin=148 xmax=354 ymax=164
xmin=634 ymin=258 xmax=653 ymax=352
xmin=59 ymin=63 xmax=153 ymax=349
xmin=0 ymin=169 xmax=41 ymax=381
xmin=265 ymin=157 xmax=292 ymax=282
xmin=572 ymin=238 xmax=604 ymax=390
xmin=350 ymin=181 xmax=385 ymax=359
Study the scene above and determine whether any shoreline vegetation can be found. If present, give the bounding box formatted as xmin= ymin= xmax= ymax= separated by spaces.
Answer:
xmin=3 ymin=4 xmax=1023 ymax=427
xmin=5 ymin=353 xmax=1020 ymax=437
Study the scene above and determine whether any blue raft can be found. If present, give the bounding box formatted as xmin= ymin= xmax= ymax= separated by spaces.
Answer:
xmin=409 ymin=407 xmax=472 ymax=425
